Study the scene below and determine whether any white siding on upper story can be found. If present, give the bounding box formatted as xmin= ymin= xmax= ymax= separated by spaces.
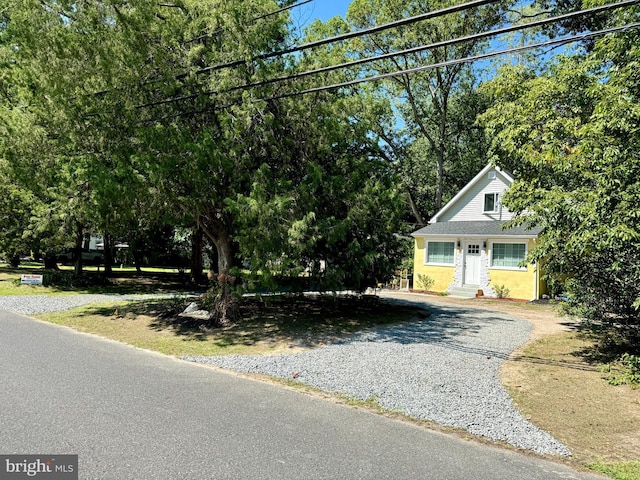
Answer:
xmin=438 ymin=168 xmax=514 ymax=222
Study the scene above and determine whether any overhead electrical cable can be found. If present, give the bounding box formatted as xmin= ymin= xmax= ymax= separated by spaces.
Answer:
xmin=242 ymin=0 xmax=639 ymax=89
xmin=193 ymin=0 xmax=499 ymax=75
xmin=139 ymin=0 xmax=513 ymax=108
xmin=138 ymin=20 xmax=640 ymax=123
xmin=253 ymin=0 xmax=314 ymax=21
xmin=135 ymin=0 xmax=638 ymax=110
xmin=183 ymin=0 xmax=313 ymax=44
xmin=259 ymin=22 xmax=640 ymax=101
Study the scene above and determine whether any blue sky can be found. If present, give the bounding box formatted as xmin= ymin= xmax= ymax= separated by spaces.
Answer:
xmin=290 ymin=0 xmax=351 ymax=24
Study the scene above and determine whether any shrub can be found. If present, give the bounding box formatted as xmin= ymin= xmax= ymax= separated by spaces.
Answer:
xmin=602 ymin=353 xmax=640 ymax=388
xmin=493 ymin=284 xmax=510 ymax=299
xmin=162 ymin=294 xmax=190 ymax=315
xmin=416 ymin=274 xmax=435 ymax=291
xmin=42 ymin=270 xmax=109 ymax=288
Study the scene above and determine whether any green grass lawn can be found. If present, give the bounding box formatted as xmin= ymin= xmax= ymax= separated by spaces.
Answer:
xmin=0 ymin=263 xmax=196 ymax=296
xmin=589 ymin=461 xmax=640 ymax=480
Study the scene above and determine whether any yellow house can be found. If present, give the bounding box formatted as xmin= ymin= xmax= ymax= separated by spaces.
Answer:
xmin=411 ymin=164 xmax=545 ymax=300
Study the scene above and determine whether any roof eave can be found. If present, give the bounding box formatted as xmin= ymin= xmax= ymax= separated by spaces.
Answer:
xmin=430 ymin=164 xmax=499 ymax=223
xmin=412 ymin=233 xmax=538 ymax=238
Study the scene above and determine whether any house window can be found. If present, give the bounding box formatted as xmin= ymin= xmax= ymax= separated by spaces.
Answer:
xmin=484 ymin=193 xmax=499 ymax=213
xmin=491 ymin=243 xmax=526 ymax=268
xmin=426 ymin=241 xmax=455 ymax=265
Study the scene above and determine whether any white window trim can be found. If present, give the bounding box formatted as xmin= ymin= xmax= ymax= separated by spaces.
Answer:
xmin=489 ymin=241 xmax=528 ymax=271
xmin=424 ymin=240 xmax=456 ymax=266
xmin=483 ymin=192 xmax=500 ymax=213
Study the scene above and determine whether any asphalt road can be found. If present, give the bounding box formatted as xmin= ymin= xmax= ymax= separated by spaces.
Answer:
xmin=0 ymin=309 xmax=606 ymax=480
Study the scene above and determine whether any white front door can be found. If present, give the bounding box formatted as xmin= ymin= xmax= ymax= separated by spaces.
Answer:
xmin=464 ymin=242 xmax=481 ymax=285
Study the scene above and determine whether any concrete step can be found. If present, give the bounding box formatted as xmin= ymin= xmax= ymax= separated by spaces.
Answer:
xmin=447 ymin=285 xmax=481 ymax=298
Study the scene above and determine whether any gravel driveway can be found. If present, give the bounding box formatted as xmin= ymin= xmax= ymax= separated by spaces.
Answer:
xmin=185 ymin=297 xmax=571 ymax=457
xmin=0 ymin=293 xmax=570 ymax=456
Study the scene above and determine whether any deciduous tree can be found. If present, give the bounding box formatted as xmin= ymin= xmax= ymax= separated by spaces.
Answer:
xmin=480 ymin=14 xmax=640 ymax=350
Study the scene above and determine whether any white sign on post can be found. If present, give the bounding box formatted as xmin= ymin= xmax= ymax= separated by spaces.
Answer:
xmin=21 ymin=274 xmax=43 ymax=285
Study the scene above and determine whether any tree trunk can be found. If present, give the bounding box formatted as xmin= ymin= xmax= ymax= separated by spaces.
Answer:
xmin=406 ymin=190 xmax=426 ymax=226
xmin=190 ymin=226 xmax=204 ymax=284
xmin=434 ymin=87 xmax=450 ymax=213
xmin=73 ymin=223 xmax=83 ymax=276
xmin=132 ymin=249 xmax=143 ymax=273
xmin=43 ymin=254 xmax=59 ymax=270
xmin=8 ymin=255 xmax=20 ymax=268
xmin=103 ymin=232 xmax=113 ymax=275
xmin=214 ymin=231 xmax=234 ymax=276
xmin=201 ymin=215 xmax=239 ymax=326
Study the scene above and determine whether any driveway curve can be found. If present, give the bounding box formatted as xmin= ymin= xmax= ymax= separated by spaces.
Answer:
xmin=186 ymin=294 xmax=570 ymax=456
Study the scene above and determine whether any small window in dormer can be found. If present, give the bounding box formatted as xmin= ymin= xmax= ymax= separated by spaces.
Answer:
xmin=488 ymin=171 xmax=496 ymax=180
xmin=484 ymin=193 xmax=499 ymax=213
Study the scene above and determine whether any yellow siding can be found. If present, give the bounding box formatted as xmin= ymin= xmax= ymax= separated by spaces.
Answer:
xmin=413 ymin=237 xmax=546 ymax=299
xmin=413 ymin=238 xmax=455 ymax=292
xmin=488 ymin=238 xmax=542 ymax=300
xmin=487 ymin=266 xmax=535 ymax=300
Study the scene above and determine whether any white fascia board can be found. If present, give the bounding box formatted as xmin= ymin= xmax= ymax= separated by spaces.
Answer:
xmin=496 ymin=166 xmax=514 ymax=183
xmin=430 ymin=164 xmax=498 ymax=223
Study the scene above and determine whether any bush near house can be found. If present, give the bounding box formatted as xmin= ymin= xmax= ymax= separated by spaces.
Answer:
xmin=416 ymin=273 xmax=435 ymax=292
xmin=493 ymin=284 xmax=510 ymax=299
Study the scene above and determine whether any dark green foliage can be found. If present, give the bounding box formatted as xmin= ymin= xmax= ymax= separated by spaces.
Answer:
xmin=41 ymin=270 xmax=110 ymax=288
xmin=602 ymin=354 xmax=640 ymax=388
xmin=480 ymin=12 xmax=640 ymax=351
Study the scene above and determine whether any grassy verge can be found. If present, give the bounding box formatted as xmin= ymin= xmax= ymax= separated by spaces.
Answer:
xmin=589 ymin=461 xmax=640 ymax=480
xmin=501 ymin=329 xmax=640 ymax=479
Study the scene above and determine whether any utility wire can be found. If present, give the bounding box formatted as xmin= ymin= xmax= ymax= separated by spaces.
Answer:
xmin=183 ymin=0 xmax=313 ymax=44
xmin=138 ymin=20 xmax=640 ymax=123
xmin=135 ymin=0 xmax=637 ymax=110
xmin=10 ymin=0 xmax=498 ymax=111
xmin=138 ymin=0 xmax=507 ymax=109
xmin=254 ymin=0 xmax=314 ymax=21
xmin=260 ymin=22 xmax=640 ymax=101
xmin=246 ymin=0 xmax=639 ymax=88
xmin=194 ymin=0 xmax=499 ymax=75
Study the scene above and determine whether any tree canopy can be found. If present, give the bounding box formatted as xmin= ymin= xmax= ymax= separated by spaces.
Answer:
xmin=0 ymin=0 xmax=409 ymax=322
xmin=480 ymin=5 xmax=640 ymax=349
xmin=1 ymin=0 xmax=638 ymax=338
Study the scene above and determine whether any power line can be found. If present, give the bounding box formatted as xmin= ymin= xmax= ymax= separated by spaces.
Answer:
xmin=138 ymin=0 xmax=508 ymax=109
xmin=194 ymin=0 xmax=499 ymax=75
xmin=138 ymin=20 xmax=639 ymax=123
xmin=183 ymin=0 xmax=313 ymax=45
xmin=195 ymin=1 xmax=640 ymax=101
xmin=136 ymin=0 xmax=638 ymax=111
xmin=260 ymin=22 xmax=640 ymax=102
xmin=12 ymin=0 xmax=499 ymax=111
xmin=254 ymin=0 xmax=314 ymax=21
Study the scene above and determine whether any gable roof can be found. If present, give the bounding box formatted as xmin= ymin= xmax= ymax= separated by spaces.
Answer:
xmin=430 ymin=164 xmax=514 ymax=223
xmin=411 ymin=221 xmax=541 ymax=238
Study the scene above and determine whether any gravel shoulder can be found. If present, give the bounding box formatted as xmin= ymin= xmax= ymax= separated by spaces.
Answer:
xmin=0 ymin=293 xmax=172 ymax=315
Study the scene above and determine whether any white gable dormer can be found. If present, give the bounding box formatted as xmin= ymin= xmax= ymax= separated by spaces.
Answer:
xmin=431 ymin=164 xmax=514 ymax=223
